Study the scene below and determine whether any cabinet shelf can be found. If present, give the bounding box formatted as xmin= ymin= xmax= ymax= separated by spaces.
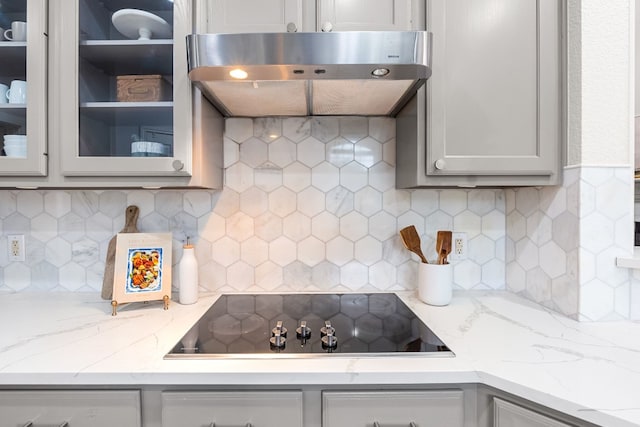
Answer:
xmin=0 ymin=105 xmax=26 ymax=128
xmin=79 ymin=40 xmax=173 ymax=75
xmin=0 ymin=42 xmax=27 ymax=77
xmin=80 ymin=101 xmax=173 ymax=126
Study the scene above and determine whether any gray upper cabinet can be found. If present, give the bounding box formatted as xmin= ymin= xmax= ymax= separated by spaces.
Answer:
xmin=317 ymin=0 xmax=422 ymax=31
xmin=205 ymin=0 xmax=307 ymax=33
xmin=397 ymin=0 xmax=564 ymax=187
xmin=204 ymin=0 xmax=421 ymax=33
xmin=0 ymin=0 xmax=223 ymax=188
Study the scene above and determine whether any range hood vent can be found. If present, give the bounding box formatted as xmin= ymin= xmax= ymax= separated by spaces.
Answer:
xmin=187 ymin=31 xmax=431 ymax=117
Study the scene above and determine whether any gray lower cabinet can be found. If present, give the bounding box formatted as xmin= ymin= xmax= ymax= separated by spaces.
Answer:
xmin=493 ymin=397 xmax=574 ymax=427
xmin=322 ymin=390 xmax=465 ymax=427
xmin=0 ymin=390 xmax=141 ymax=427
xmin=161 ymin=390 xmax=304 ymax=427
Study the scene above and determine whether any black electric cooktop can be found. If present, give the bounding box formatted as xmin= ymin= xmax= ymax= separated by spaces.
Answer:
xmin=166 ymin=293 xmax=453 ymax=358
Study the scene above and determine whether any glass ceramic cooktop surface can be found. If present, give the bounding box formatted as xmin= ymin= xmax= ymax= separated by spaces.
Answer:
xmin=166 ymin=293 xmax=453 ymax=358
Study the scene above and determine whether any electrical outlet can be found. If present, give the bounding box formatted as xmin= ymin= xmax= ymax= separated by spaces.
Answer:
xmin=8 ymin=234 xmax=25 ymax=262
xmin=450 ymin=232 xmax=467 ymax=260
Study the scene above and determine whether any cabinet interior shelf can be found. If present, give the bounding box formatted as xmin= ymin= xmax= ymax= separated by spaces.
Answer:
xmin=0 ymin=105 xmax=27 ymax=127
xmin=80 ymin=40 xmax=173 ymax=75
xmin=80 ymin=101 xmax=173 ymax=125
xmin=0 ymin=42 xmax=27 ymax=77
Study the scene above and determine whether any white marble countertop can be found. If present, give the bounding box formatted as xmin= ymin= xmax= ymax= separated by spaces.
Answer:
xmin=1 ymin=290 xmax=639 ymax=427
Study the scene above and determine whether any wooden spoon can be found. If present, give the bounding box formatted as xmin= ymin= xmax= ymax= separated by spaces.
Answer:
xmin=436 ymin=230 xmax=452 ymax=264
xmin=101 ymin=205 xmax=140 ymax=300
xmin=399 ymin=225 xmax=428 ymax=263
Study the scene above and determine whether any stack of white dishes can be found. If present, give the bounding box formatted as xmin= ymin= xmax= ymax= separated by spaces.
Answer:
xmin=3 ymin=134 xmax=26 ymax=158
xmin=131 ymin=141 xmax=169 ymax=157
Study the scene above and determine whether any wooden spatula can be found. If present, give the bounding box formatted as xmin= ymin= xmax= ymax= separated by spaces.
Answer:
xmin=436 ymin=230 xmax=452 ymax=264
xmin=101 ymin=205 xmax=140 ymax=300
xmin=399 ymin=225 xmax=428 ymax=263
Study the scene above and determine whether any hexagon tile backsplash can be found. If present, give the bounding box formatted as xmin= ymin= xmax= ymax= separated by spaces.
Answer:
xmin=0 ymin=117 xmax=506 ymax=295
xmin=506 ymin=166 xmax=636 ymax=321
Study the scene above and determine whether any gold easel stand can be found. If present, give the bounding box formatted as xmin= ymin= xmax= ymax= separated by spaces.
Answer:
xmin=111 ymin=295 xmax=170 ymax=316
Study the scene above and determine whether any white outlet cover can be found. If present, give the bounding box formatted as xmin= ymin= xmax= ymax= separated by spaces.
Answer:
xmin=8 ymin=234 xmax=25 ymax=262
xmin=450 ymin=232 xmax=467 ymax=260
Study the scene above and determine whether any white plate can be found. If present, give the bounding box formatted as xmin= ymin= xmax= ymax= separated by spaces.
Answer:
xmin=112 ymin=9 xmax=172 ymax=40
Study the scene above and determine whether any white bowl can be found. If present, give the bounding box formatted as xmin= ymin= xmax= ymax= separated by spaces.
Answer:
xmin=131 ymin=141 xmax=168 ymax=157
xmin=3 ymin=140 xmax=26 ymax=146
xmin=4 ymin=134 xmax=26 ymax=141
xmin=4 ymin=146 xmax=27 ymax=157
xmin=4 ymin=140 xmax=26 ymax=146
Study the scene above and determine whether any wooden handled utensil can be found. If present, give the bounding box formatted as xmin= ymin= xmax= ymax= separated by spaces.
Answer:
xmin=399 ymin=225 xmax=428 ymax=263
xmin=436 ymin=230 xmax=452 ymax=264
xmin=101 ymin=205 xmax=140 ymax=300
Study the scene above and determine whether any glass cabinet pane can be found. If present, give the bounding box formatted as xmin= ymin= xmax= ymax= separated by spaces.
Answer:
xmin=0 ymin=0 xmax=27 ymax=158
xmin=0 ymin=0 xmax=47 ymax=177
xmin=78 ymin=0 xmax=174 ymax=159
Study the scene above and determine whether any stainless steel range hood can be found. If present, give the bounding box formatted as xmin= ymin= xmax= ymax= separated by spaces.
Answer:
xmin=186 ymin=31 xmax=431 ymax=117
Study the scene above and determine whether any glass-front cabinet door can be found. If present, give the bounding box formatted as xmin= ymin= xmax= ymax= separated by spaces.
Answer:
xmin=56 ymin=0 xmax=193 ymax=177
xmin=0 ymin=0 xmax=47 ymax=176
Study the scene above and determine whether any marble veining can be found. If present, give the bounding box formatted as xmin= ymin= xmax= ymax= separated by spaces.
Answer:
xmin=1 ymin=291 xmax=639 ymax=426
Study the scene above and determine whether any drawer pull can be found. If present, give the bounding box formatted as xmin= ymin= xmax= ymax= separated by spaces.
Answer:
xmin=373 ymin=423 xmax=417 ymax=427
xmin=23 ymin=423 xmax=69 ymax=427
xmin=209 ymin=423 xmax=253 ymax=427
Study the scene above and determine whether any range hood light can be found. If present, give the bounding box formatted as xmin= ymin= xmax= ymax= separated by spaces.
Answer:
xmin=372 ymin=68 xmax=390 ymax=77
xmin=229 ymin=69 xmax=248 ymax=79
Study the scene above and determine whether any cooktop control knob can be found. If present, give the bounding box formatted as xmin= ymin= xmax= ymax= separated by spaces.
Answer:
xmin=271 ymin=320 xmax=288 ymax=338
xmin=321 ymin=329 xmax=338 ymax=350
xmin=321 ymin=320 xmax=338 ymax=350
xmin=320 ymin=320 xmax=335 ymax=337
xmin=296 ymin=320 xmax=311 ymax=339
xmin=269 ymin=329 xmax=286 ymax=350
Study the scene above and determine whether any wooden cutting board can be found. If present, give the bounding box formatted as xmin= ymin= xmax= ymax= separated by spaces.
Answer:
xmin=101 ymin=205 xmax=140 ymax=300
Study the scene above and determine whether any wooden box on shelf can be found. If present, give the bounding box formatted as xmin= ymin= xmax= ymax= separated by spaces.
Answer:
xmin=116 ymin=74 xmax=170 ymax=102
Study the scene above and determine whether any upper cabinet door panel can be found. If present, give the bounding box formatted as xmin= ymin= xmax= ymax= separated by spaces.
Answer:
xmin=0 ymin=0 xmax=47 ymax=177
xmin=56 ymin=0 xmax=195 ymax=177
xmin=207 ymin=0 xmax=304 ymax=33
xmin=427 ymin=0 xmax=562 ymax=176
xmin=318 ymin=0 xmax=418 ymax=31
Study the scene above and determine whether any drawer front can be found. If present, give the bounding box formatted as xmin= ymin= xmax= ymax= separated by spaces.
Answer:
xmin=0 ymin=390 xmax=141 ymax=427
xmin=322 ymin=390 xmax=465 ymax=427
xmin=494 ymin=397 xmax=574 ymax=427
xmin=161 ymin=390 xmax=303 ymax=427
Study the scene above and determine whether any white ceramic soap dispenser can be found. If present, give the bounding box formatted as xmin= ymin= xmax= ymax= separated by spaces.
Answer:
xmin=178 ymin=237 xmax=198 ymax=305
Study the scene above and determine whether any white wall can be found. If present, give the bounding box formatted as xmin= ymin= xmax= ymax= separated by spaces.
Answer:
xmin=567 ymin=0 xmax=632 ymax=166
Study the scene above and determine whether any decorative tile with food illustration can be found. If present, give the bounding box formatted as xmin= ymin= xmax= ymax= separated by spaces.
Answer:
xmin=126 ymin=247 xmax=163 ymax=293
xmin=112 ymin=232 xmax=172 ymax=307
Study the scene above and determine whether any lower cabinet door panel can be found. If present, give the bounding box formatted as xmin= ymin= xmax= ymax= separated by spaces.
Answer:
xmin=322 ymin=390 xmax=465 ymax=427
xmin=494 ymin=397 xmax=574 ymax=427
xmin=161 ymin=390 xmax=304 ymax=427
xmin=0 ymin=390 xmax=141 ymax=427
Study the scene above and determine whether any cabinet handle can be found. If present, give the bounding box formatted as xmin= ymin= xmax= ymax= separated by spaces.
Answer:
xmin=286 ymin=22 xmax=297 ymax=32
xmin=373 ymin=423 xmax=417 ymax=427
xmin=209 ymin=424 xmax=252 ymax=427
xmin=22 ymin=423 xmax=69 ymax=427
xmin=321 ymin=21 xmax=333 ymax=32
xmin=434 ymin=158 xmax=446 ymax=170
